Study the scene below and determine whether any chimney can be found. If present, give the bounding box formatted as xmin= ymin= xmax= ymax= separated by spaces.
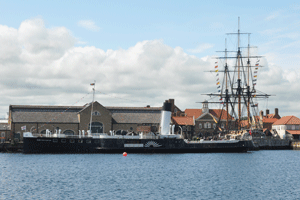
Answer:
xmin=266 ymin=109 xmax=269 ymax=116
xmin=168 ymin=99 xmax=175 ymax=113
xmin=260 ymin=110 xmax=264 ymax=120
xmin=160 ymin=101 xmax=172 ymax=135
xmin=275 ymin=108 xmax=278 ymax=116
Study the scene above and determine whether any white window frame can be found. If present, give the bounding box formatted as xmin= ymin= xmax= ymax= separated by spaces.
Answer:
xmin=199 ymin=123 xmax=202 ymax=129
xmin=92 ymin=111 xmax=101 ymax=116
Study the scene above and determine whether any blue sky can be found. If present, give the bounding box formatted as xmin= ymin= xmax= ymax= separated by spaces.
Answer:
xmin=2 ymin=1 xmax=299 ymax=59
xmin=0 ymin=0 xmax=300 ymax=118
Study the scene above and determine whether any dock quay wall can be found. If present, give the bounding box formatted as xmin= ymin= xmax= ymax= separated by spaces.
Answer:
xmin=291 ymin=141 xmax=300 ymax=150
xmin=252 ymin=137 xmax=292 ymax=150
xmin=0 ymin=142 xmax=23 ymax=153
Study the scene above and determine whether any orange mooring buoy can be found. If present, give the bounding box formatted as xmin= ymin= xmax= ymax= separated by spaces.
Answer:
xmin=123 ymin=152 xmax=127 ymax=157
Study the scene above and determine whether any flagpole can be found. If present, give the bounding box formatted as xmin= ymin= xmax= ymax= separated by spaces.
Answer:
xmin=89 ymin=81 xmax=96 ymax=136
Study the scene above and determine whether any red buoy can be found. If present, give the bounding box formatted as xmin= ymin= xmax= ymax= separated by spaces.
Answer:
xmin=123 ymin=152 xmax=127 ymax=157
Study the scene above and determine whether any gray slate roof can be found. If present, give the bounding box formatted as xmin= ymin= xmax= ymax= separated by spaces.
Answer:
xmin=107 ymin=106 xmax=161 ymax=111
xmin=111 ymin=111 xmax=161 ymax=124
xmin=10 ymin=104 xmax=162 ymax=124
xmin=10 ymin=105 xmax=83 ymax=112
xmin=12 ymin=112 xmax=79 ymax=123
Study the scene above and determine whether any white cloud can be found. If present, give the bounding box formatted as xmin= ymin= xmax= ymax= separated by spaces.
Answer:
xmin=187 ymin=43 xmax=214 ymax=53
xmin=77 ymin=20 xmax=100 ymax=31
xmin=259 ymin=28 xmax=283 ymax=36
xmin=0 ymin=19 xmax=215 ymax=117
xmin=0 ymin=18 xmax=299 ymax=119
xmin=18 ymin=18 xmax=75 ymax=63
xmin=265 ymin=11 xmax=281 ymax=21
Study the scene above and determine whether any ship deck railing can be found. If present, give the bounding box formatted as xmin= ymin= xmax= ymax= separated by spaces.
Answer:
xmin=185 ymin=139 xmax=240 ymax=144
xmin=29 ymin=133 xmax=182 ymax=140
xmin=32 ymin=134 xmax=96 ymax=139
xmin=30 ymin=133 xmax=161 ymax=140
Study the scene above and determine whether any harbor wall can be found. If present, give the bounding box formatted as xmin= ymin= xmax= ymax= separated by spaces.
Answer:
xmin=252 ymin=137 xmax=292 ymax=150
xmin=291 ymin=141 xmax=300 ymax=150
xmin=0 ymin=142 xmax=23 ymax=153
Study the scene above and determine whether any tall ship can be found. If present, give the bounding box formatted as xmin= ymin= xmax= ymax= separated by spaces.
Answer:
xmin=203 ymin=18 xmax=270 ymax=135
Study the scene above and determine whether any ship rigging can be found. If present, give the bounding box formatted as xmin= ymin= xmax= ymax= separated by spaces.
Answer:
xmin=202 ymin=18 xmax=271 ymax=133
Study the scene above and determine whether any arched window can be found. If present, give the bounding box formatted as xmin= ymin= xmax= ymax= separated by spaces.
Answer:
xmin=92 ymin=111 xmax=101 ymax=116
xmin=1 ymin=132 xmax=5 ymax=143
xmin=88 ymin=122 xmax=103 ymax=133
xmin=116 ymin=130 xmax=127 ymax=135
xmin=199 ymin=123 xmax=202 ymax=129
xmin=63 ymin=130 xmax=74 ymax=135
xmin=208 ymin=123 xmax=211 ymax=129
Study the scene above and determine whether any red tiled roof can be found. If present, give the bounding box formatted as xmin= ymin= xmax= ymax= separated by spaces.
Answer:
xmin=287 ymin=130 xmax=300 ymax=135
xmin=263 ymin=118 xmax=278 ymax=123
xmin=185 ymin=109 xmax=234 ymax=120
xmin=172 ymin=116 xmax=194 ymax=126
xmin=262 ymin=112 xmax=280 ymax=119
xmin=210 ymin=109 xmax=234 ymax=120
xmin=250 ymin=116 xmax=278 ymax=124
xmin=240 ymin=117 xmax=276 ymax=127
xmin=185 ymin=109 xmax=202 ymax=119
xmin=273 ymin=116 xmax=300 ymax=125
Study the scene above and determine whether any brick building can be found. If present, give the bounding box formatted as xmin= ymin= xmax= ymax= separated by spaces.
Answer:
xmin=272 ymin=116 xmax=300 ymax=140
xmin=185 ymin=101 xmax=235 ymax=136
xmin=171 ymin=116 xmax=194 ymax=139
xmin=8 ymin=101 xmax=163 ymax=141
xmin=260 ymin=108 xmax=281 ymax=131
xmin=0 ymin=122 xmax=10 ymax=142
xmin=7 ymin=99 xmax=188 ymax=141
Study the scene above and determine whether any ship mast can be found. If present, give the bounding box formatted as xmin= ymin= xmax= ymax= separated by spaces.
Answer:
xmin=202 ymin=17 xmax=271 ymax=133
xmin=225 ymin=38 xmax=229 ymax=131
xmin=237 ymin=17 xmax=242 ymax=129
xmin=89 ymin=81 xmax=96 ymax=134
xmin=247 ymin=34 xmax=251 ymax=129
xmin=227 ymin=17 xmax=251 ymax=129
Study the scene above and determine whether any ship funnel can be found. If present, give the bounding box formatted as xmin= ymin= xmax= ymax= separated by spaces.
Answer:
xmin=160 ymin=101 xmax=172 ymax=135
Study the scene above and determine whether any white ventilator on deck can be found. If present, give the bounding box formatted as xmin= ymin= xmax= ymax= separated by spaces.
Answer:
xmin=160 ymin=102 xmax=172 ymax=135
xmin=46 ymin=129 xmax=51 ymax=137
xmin=171 ymin=125 xmax=175 ymax=135
xmin=23 ymin=132 xmax=33 ymax=137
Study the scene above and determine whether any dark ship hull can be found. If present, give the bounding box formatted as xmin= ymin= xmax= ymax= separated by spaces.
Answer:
xmin=23 ymin=101 xmax=254 ymax=154
xmin=23 ymin=136 xmax=254 ymax=154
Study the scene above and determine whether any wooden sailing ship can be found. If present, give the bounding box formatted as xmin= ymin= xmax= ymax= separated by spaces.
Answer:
xmin=204 ymin=18 xmax=270 ymax=134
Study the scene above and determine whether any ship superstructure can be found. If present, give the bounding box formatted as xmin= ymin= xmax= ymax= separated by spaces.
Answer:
xmin=23 ymin=100 xmax=254 ymax=153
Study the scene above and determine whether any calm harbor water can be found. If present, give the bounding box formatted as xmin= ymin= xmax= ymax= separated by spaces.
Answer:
xmin=0 ymin=150 xmax=299 ymax=200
